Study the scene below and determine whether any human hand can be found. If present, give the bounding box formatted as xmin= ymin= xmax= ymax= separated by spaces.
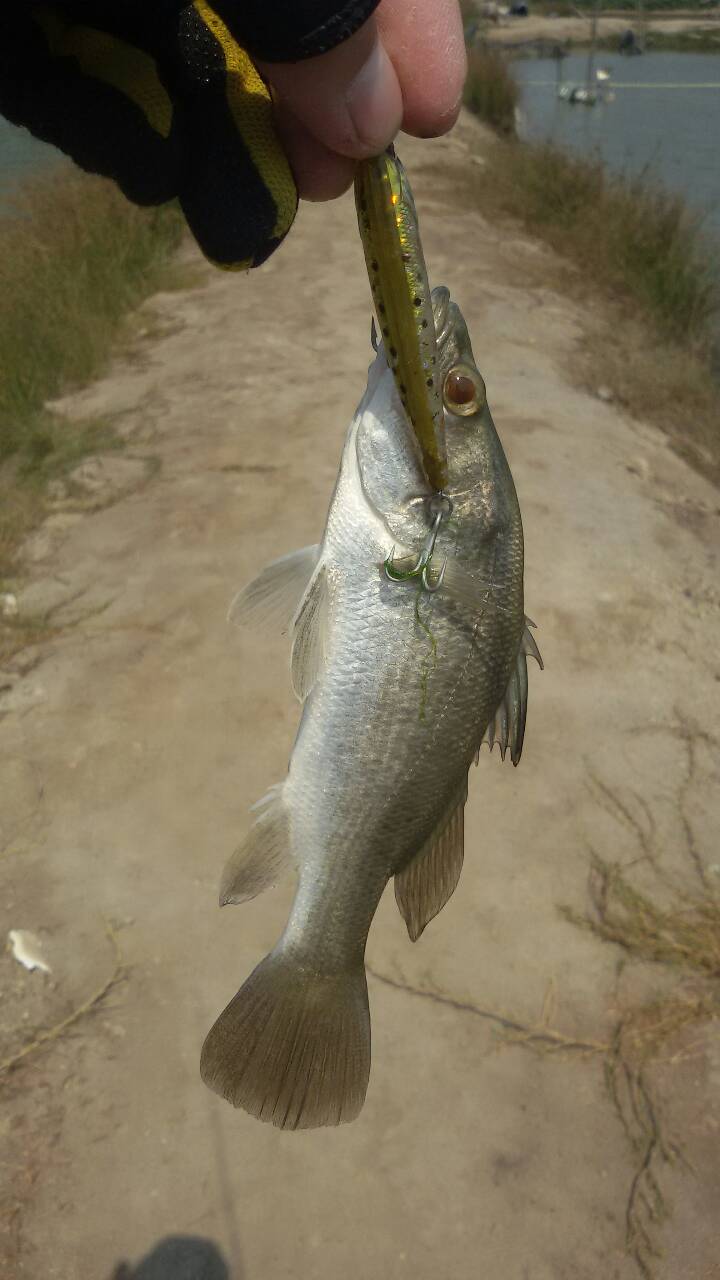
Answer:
xmin=0 ymin=1 xmax=466 ymax=266
xmin=260 ymin=0 xmax=467 ymax=201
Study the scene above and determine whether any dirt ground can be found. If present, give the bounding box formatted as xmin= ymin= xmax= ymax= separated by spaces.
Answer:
xmin=1 ymin=116 xmax=719 ymax=1280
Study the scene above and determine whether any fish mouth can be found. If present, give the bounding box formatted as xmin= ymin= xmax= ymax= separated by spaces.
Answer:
xmin=432 ymin=286 xmax=472 ymax=374
xmin=432 ymin=286 xmax=452 ymax=350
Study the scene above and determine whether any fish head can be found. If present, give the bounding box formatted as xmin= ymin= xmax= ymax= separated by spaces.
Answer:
xmin=434 ymin=286 xmax=494 ymax=491
xmin=357 ymin=286 xmax=518 ymax=552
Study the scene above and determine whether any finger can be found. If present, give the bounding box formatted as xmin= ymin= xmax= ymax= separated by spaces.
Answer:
xmin=376 ymin=0 xmax=467 ymax=137
xmin=273 ymin=100 xmax=356 ymax=202
xmin=257 ymin=18 xmax=402 ymax=161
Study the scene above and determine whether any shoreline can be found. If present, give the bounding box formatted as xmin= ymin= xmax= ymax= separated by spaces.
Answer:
xmin=479 ymin=9 xmax=720 ymax=51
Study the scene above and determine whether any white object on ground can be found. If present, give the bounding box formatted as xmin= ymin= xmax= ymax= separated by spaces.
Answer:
xmin=7 ymin=930 xmax=52 ymax=973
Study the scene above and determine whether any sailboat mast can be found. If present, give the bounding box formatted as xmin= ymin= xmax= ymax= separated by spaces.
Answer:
xmin=585 ymin=0 xmax=601 ymax=92
xmin=637 ymin=0 xmax=646 ymax=52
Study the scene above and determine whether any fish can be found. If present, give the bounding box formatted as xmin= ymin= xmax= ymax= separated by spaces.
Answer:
xmin=355 ymin=149 xmax=448 ymax=492
xmin=200 ymin=285 xmax=542 ymax=1130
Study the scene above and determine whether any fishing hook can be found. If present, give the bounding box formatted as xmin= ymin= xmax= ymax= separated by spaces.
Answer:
xmin=384 ymin=494 xmax=453 ymax=593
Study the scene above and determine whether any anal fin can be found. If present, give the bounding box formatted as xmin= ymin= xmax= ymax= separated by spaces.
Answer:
xmin=220 ymin=784 xmax=291 ymax=906
xmin=394 ymin=782 xmax=468 ymax=942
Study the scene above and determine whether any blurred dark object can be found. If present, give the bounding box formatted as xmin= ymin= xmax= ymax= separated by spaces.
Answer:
xmin=618 ymin=27 xmax=644 ymax=54
xmin=111 ymin=1234 xmax=229 ymax=1280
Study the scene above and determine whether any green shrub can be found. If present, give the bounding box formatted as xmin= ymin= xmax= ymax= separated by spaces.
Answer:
xmin=463 ymin=45 xmax=519 ymax=137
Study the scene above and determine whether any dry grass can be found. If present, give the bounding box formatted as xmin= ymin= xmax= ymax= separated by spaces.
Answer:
xmin=0 ymin=165 xmax=183 ymax=576
xmin=0 ymin=165 xmax=183 ymax=465
xmin=376 ymin=717 xmax=720 ymax=1276
xmin=531 ymin=0 xmax=714 ymax=11
xmin=562 ymin=854 xmax=720 ymax=978
xmin=604 ymin=993 xmax=716 ymax=1277
xmin=0 ymin=468 xmax=44 ymax=580
xmin=596 ymin=28 xmax=720 ymax=53
xmin=463 ymin=45 xmax=519 ymax=136
xmin=477 ymin=141 xmax=718 ymax=344
xmin=576 ymin=316 xmax=720 ymax=483
xmin=559 ymin=719 xmax=720 ymax=1277
xmin=458 ymin=130 xmax=720 ymax=483
xmin=562 ymin=852 xmax=720 ymax=1277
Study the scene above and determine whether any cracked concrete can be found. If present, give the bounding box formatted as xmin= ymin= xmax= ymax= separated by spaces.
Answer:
xmin=1 ymin=115 xmax=719 ymax=1280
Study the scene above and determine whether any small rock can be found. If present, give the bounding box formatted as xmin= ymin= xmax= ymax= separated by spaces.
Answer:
xmin=596 ymin=385 xmax=614 ymax=403
xmin=69 ymin=457 xmax=110 ymax=495
xmin=23 ymin=513 xmax=82 ymax=563
xmin=46 ymin=478 xmax=68 ymax=503
xmin=17 ymin=578 xmax=74 ymax=618
xmin=626 ymin=456 xmax=650 ymax=480
xmin=0 ymin=679 xmax=47 ymax=714
xmin=4 ymin=645 xmax=44 ymax=677
xmin=68 ymin=455 xmax=149 ymax=503
xmin=0 ymin=592 xmax=18 ymax=618
xmin=106 ymin=1022 xmax=127 ymax=1038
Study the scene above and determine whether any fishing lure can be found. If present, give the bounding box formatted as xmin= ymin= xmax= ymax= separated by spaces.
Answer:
xmin=355 ymin=148 xmax=448 ymax=493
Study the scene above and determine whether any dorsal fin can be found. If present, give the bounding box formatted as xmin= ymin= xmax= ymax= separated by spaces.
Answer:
xmin=480 ymin=619 xmax=543 ymax=767
xmin=394 ymin=781 xmax=468 ymax=941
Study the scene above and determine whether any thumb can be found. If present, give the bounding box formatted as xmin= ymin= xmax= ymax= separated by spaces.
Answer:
xmin=257 ymin=19 xmax=402 ymax=161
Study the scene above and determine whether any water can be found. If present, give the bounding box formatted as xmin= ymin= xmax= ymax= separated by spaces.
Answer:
xmin=1 ymin=52 xmax=719 ymax=235
xmin=0 ymin=117 xmax=61 ymax=208
xmin=513 ymin=51 xmax=720 ymax=233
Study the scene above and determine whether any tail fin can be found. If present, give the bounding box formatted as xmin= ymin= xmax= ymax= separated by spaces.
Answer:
xmin=200 ymin=947 xmax=370 ymax=1130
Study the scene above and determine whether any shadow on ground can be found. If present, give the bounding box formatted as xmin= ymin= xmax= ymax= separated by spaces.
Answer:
xmin=111 ymin=1235 xmax=232 ymax=1280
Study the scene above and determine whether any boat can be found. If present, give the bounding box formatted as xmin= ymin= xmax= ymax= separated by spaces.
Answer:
xmin=557 ymin=0 xmax=613 ymax=105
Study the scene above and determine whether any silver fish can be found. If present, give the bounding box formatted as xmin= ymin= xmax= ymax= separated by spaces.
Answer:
xmin=200 ymin=286 xmax=542 ymax=1129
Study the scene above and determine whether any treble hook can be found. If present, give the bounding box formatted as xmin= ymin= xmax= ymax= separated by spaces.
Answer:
xmin=384 ymin=494 xmax=453 ymax=593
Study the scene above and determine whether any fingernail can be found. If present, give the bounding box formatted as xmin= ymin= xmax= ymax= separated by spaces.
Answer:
xmin=345 ymin=40 xmax=403 ymax=154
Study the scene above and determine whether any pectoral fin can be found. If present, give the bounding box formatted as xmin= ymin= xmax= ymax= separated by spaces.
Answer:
xmin=291 ymin=564 xmax=330 ymax=701
xmin=394 ymin=782 xmax=468 ymax=942
xmin=441 ymin=559 xmax=495 ymax=612
xmin=228 ymin=545 xmax=319 ymax=634
xmin=480 ymin=619 xmax=543 ymax=768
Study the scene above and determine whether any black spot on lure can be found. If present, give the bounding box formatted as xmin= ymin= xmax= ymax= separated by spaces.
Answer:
xmin=354 ymin=148 xmax=448 ymax=492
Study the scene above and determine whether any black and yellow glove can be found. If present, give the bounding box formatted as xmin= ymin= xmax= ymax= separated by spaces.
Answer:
xmin=0 ymin=1 xmax=379 ymax=268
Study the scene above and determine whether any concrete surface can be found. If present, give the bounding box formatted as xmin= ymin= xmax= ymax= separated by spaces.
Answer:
xmin=1 ymin=117 xmax=719 ymax=1280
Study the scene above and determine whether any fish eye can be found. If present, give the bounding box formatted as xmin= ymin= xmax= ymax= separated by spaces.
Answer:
xmin=443 ymin=364 xmax=486 ymax=418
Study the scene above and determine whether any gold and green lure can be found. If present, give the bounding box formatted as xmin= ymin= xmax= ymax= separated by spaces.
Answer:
xmin=354 ymin=148 xmax=448 ymax=493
